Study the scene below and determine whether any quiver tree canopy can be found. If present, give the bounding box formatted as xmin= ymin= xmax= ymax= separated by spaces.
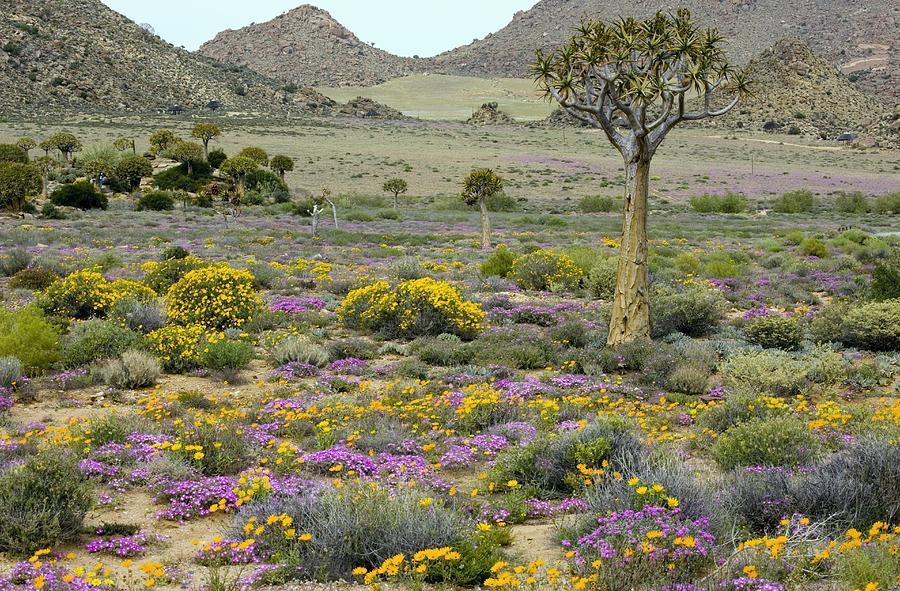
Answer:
xmin=533 ymin=10 xmax=750 ymax=345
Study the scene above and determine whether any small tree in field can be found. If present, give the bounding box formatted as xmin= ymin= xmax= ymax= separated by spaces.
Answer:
xmin=113 ymin=137 xmax=136 ymax=154
xmin=16 ymin=137 xmax=36 ymax=158
xmin=236 ymin=146 xmax=269 ymax=167
xmin=462 ymin=168 xmax=504 ymax=251
xmin=149 ymin=129 xmax=178 ymax=155
xmin=269 ymin=155 xmax=294 ymax=181
xmin=534 ymin=10 xmax=749 ymax=345
xmin=190 ymin=123 xmax=222 ymax=158
xmin=33 ymin=156 xmax=54 ymax=198
xmin=44 ymin=132 xmax=82 ymax=164
xmin=0 ymin=163 xmax=41 ymax=212
xmin=164 ymin=140 xmax=204 ymax=176
xmin=114 ymin=155 xmax=153 ymax=191
xmin=220 ymin=156 xmax=258 ymax=197
xmin=382 ymin=178 xmax=408 ymax=209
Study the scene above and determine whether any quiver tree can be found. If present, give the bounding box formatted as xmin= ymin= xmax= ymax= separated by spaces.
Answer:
xmin=148 ymin=129 xmax=178 ymax=155
xmin=15 ymin=137 xmax=36 ymax=158
xmin=0 ymin=162 xmax=41 ymax=212
xmin=164 ymin=140 xmax=204 ymax=176
xmin=534 ymin=9 xmax=749 ymax=345
xmin=191 ymin=123 xmax=222 ymax=158
xmin=382 ymin=178 xmax=408 ymax=209
xmin=269 ymin=155 xmax=294 ymax=181
xmin=44 ymin=132 xmax=82 ymax=164
xmin=461 ymin=168 xmax=503 ymax=251
xmin=113 ymin=137 xmax=136 ymax=154
xmin=219 ymin=156 xmax=258 ymax=197
xmin=114 ymin=155 xmax=153 ymax=192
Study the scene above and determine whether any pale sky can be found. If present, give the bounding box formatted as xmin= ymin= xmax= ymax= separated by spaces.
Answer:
xmin=101 ymin=1 xmax=538 ymax=57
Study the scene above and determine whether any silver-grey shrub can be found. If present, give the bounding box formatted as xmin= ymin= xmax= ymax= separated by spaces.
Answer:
xmin=271 ymin=335 xmax=328 ymax=367
xmin=100 ymin=350 xmax=161 ymax=389
xmin=0 ymin=357 xmax=23 ymax=388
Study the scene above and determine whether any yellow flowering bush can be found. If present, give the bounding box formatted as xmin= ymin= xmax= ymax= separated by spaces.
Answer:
xmin=38 ymin=270 xmax=116 ymax=319
xmin=510 ymin=249 xmax=584 ymax=292
xmin=108 ymin=279 xmax=157 ymax=303
xmin=146 ymin=324 xmax=207 ymax=372
xmin=338 ymin=277 xmax=484 ymax=339
xmin=141 ymin=256 xmax=207 ymax=293
xmin=166 ymin=265 xmax=261 ymax=329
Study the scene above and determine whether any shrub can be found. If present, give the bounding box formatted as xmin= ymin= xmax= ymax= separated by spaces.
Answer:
xmin=479 ymin=245 xmax=516 ymax=279
xmin=241 ymin=485 xmax=476 ymax=582
xmin=0 ymin=451 xmax=93 ymax=554
xmin=100 ymin=350 xmax=161 ymax=389
xmin=8 ymin=266 xmax=59 ymax=290
xmin=720 ymin=350 xmax=809 ymax=395
xmin=0 ymin=356 xmax=23 ymax=389
xmin=0 ymin=248 xmax=31 ymax=276
xmin=141 ymin=255 xmax=206 ymax=293
xmin=114 ymin=155 xmax=153 ymax=191
xmin=586 ymin=257 xmax=619 ymax=299
xmin=197 ymin=338 xmax=254 ymax=380
xmin=326 ymin=338 xmax=377 ymax=361
xmin=579 ymin=195 xmax=617 ymax=213
xmin=833 ymin=191 xmax=869 ymax=214
xmin=60 ymin=320 xmax=142 ymax=368
xmin=0 ymin=306 xmax=60 ymax=372
xmin=723 ymin=467 xmax=795 ymax=533
xmin=872 ymin=192 xmax=900 ymax=214
xmin=146 ymin=324 xmax=206 ymax=373
xmin=38 ymin=269 xmax=115 ymax=319
xmin=391 ymin=256 xmax=426 ymax=280
xmin=510 ymin=249 xmax=584 ymax=291
xmin=744 ymin=314 xmax=804 ymax=350
xmin=871 ymin=259 xmax=900 ymax=300
xmin=166 ymin=265 xmax=261 ymax=329
xmin=0 ymin=143 xmax=28 ymax=164
xmin=650 ymin=285 xmax=725 ymax=338
xmin=797 ymin=237 xmax=828 ymax=258
xmin=136 ymin=190 xmax=175 ymax=211
xmin=108 ymin=297 xmax=166 ymax=333
xmin=711 ymin=416 xmax=820 ymax=469
xmin=207 ymin=149 xmax=227 ymax=169
xmin=152 ymin=161 xmax=212 ymax=192
xmin=689 ymin=192 xmax=747 ymax=213
xmin=841 ymin=299 xmax=900 ymax=351
xmin=271 ymin=335 xmax=328 ymax=367
xmin=236 ymin=146 xmax=269 ymax=166
xmin=338 ymin=278 xmax=484 ymax=340
xmin=771 ymin=190 xmax=814 ymax=213
xmin=50 ymin=180 xmax=107 ymax=210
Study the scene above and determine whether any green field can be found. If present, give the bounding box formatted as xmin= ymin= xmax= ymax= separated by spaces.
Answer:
xmin=319 ymin=74 xmax=555 ymax=121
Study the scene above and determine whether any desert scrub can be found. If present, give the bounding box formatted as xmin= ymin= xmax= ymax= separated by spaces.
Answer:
xmin=0 ymin=357 xmax=23 ymax=389
xmin=60 ymin=319 xmax=142 ymax=368
xmin=141 ymin=255 xmax=207 ymax=293
xmin=270 ymin=334 xmax=328 ymax=367
xmin=109 ymin=297 xmax=166 ymax=333
xmin=99 ymin=350 xmax=161 ymax=389
xmin=8 ymin=266 xmax=60 ymax=290
xmin=479 ymin=245 xmax=516 ymax=278
xmin=585 ymin=256 xmax=619 ymax=299
xmin=743 ymin=314 xmax=804 ymax=350
xmin=146 ymin=324 xmax=206 ymax=372
xmin=197 ymin=338 xmax=254 ymax=381
xmin=0 ymin=305 xmax=59 ymax=372
xmin=711 ymin=416 xmax=820 ymax=469
xmin=38 ymin=269 xmax=116 ymax=319
xmin=841 ymin=299 xmax=899 ymax=351
xmin=166 ymin=265 xmax=261 ymax=329
xmin=338 ymin=278 xmax=484 ymax=340
xmin=650 ymin=284 xmax=725 ymax=337
xmin=0 ymin=451 xmax=93 ymax=555
xmin=239 ymin=484 xmax=477 ymax=582
xmin=720 ymin=350 xmax=809 ymax=395
xmin=136 ymin=190 xmax=175 ymax=211
xmin=509 ymin=249 xmax=584 ymax=292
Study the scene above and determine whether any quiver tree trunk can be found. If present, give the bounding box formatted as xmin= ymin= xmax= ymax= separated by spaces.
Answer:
xmin=479 ymin=196 xmax=491 ymax=251
xmin=607 ymin=154 xmax=651 ymax=346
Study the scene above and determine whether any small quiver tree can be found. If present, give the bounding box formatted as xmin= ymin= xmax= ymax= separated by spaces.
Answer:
xmin=461 ymin=168 xmax=504 ymax=251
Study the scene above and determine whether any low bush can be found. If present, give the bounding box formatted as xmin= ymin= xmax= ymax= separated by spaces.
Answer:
xmin=0 ymin=305 xmax=60 ymax=372
xmin=585 ymin=257 xmax=618 ymax=299
xmin=722 ymin=467 xmax=795 ymax=533
xmin=0 ymin=451 xmax=93 ymax=554
xmin=270 ymin=335 xmax=328 ymax=367
xmin=327 ymin=337 xmax=378 ymax=361
xmin=579 ymin=195 xmax=617 ymax=213
xmin=833 ymin=191 xmax=869 ymax=214
xmin=689 ymin=192 xmax=747 ymax=213
xmin=99 ymin=350 xmax=161 ymax=389
xmin=711 ymin=416 xmax=820 ymax=469
xmin=8 ymin=266 xmax=60 ymax=290
xmin=872 ymin=192 xmax=900 ymax=214
xmin=166 ymin=265 xmax=261 ymax=330
xmin=152 ymin=161 xmax=212 ymax=192
xmin=650 ymin=285 xmax=725 ymax=338
xmin=871 ymin=259 xmax=900 ymax=300
xmin=841 ymin=299 xmax=900 ymax=351
xmin=145 ymin=324 xmax=206 ymax=373
xmin=0 ymin=356 xmax=23 ymax=389
xmin=509 ymin=249 xmax=584 ymax=292
xmin=720 ymin=350 xmax=809 ymax=395
xmin=136 ymin=190 xmax=175 ymax=211
xmin=60 ymin=319 xmax=142 ymax=368
xmin=197 ymin=338 xmax=254 ymax=381
xmin=38 ymin=269 xmax=115 ymax=319
xmin=479 ymin=245 xmax=516 ymax=278
xmin=771 ymin=189 xmax=814 ymax=213
xmin=338 ymin=278 xmax=484 ymax=340
xmin=797 ymin=237 xmax=828 ymax=258
xmin=0 ymin=248 xmax=31 ymax=276
xmin=141 ymin=255 xmax=206 ymax=293
xmin=743 ymin=314 xmax=804 ymax=350
xmin=108 ymin=298 xmax=166 ymax=333
xmin=50 ymin=180 xmax=108 ymax=210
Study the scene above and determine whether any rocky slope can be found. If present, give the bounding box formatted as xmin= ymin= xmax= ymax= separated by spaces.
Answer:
xmin=0 ymin=0 xmax=348 ymax=116
xmin=429 ymin=0 xmax=899 ymax=105
xmin=198 ymin=5 xmax=418 ymax=87
xmin=707 ymin=38 xmax=886 ymax=140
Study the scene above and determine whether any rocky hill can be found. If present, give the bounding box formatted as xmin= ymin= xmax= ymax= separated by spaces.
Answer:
xmin=466 ymin=103 xmax=517 ymax=126
xmin=198 ymin=5 xmax=418 ymax=87
xmin=0 ymin=0 xmax=346 ymax=116
xmin=429 ymin=0 xmax=898 ymax=105
xmin=707 ymin=38 xmax=886 ymax=140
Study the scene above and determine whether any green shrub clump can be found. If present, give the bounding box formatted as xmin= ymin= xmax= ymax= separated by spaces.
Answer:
xmin=60 ymin=319 xmax=142 ymax=368
xmin=689 ymin=192 xmax=747 ymax=213
xmin=720 ymin=350 xmax=809 ymax=395
xmin=711 ymin=416 xmax=820 ymax=469
xmin=841 ymin=299 xmax=900 ymax=351
xmin=744 ymin=314 xmax=804 ymax=350
xmin=579 ymin=195 xmax=617 ymax=213
xmin=50 ymin=180 xmax=108 ymax=210
xmin=479 ymin=245 xmax=516 ymax=278
xmin=586 ymin=257 xmax=619 ymax=299
xmin=197 ymin=338 xmax=254 ymax=380
xmin=510 ymin=249 xmax=584 ymax=292
xmin=0 ymin=451 xmax=93 ymax=555
xmin=650 ymin=285 xmax=725 ymax=337
xmin=772 ymin=189 xmax=814 ymax=213
xmin=136 ymin=190 xmax=175 ymax=211
xmin=0 ymin=305 xmax=60 ymax=372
